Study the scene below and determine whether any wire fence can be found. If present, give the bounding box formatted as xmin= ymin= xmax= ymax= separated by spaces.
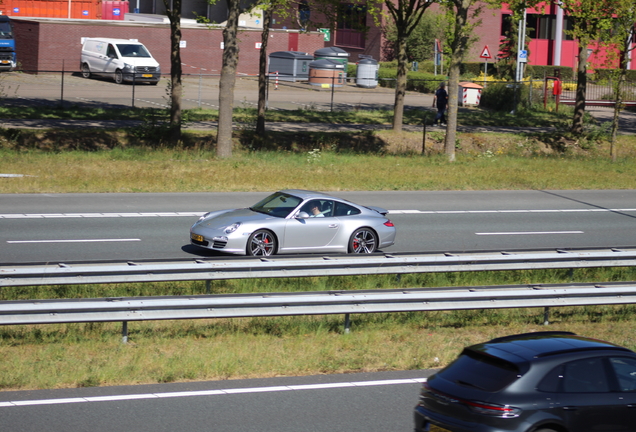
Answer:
xmin=2 ymin=69 xmax=636 ymax=113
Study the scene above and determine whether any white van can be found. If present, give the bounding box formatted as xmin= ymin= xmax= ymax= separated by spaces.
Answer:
xmin=80 ymin=38 xmax=161 ymax=85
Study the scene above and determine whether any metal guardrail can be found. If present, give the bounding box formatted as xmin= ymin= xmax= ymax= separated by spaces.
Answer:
xmin=2 ymin=248 xmax=636 ymax=341
xmin=2 ymin=282 xmax=636 ymax=327
xmin=2 ymin=248 xmax=636 ymax=287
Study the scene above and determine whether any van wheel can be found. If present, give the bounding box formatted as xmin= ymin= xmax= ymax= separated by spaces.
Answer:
xmin=114 ymin=69 xmax=124 ymax=84
xmin=81 ymin=63 xmax=91 ymax=79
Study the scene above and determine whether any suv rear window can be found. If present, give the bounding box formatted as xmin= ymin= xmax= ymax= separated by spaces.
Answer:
xmin=436 ymin=349 xmax=520 ymax=392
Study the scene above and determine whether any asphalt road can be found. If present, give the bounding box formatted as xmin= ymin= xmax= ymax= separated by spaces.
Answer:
xmin=1 ymin=190 xmax=635 ymax=263
xmin=0 ymin=369 xmax=434 ymax=432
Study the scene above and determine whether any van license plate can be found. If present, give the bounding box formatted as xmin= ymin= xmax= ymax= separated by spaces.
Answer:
xmin=142 ymin=74 xmax=152 ymax=78
xmin=1 ymin=60 xmax=9 ymax=64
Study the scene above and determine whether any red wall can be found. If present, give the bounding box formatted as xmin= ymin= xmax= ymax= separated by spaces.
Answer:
xmin=11 ymin=18 xmax=326 ymax=74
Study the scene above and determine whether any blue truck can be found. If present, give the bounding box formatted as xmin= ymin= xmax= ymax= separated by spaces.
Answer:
xmin=0 ymin=15 xmax=16 ymax=71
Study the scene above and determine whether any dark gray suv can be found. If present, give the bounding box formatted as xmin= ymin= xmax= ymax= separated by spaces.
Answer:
xmin=414 ymin=331 xmax=636 ymax=432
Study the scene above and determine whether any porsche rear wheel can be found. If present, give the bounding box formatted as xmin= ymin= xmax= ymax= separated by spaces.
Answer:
xmin=348 ymin=228 xmax=377 ymax=253
xmin=247 ymin=230 xmax=276 ymax=256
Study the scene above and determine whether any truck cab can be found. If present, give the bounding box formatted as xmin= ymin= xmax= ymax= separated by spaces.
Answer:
xmin=0 ymin=15 xmax=17 ymax=71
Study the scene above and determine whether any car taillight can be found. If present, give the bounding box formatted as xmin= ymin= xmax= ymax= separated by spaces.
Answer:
xmin=384 ymin=220 xmax=395 ymax=227
xmin=464 ymin=400 xmax=521 ymax=418
xmin=422 ymin=382 xmax=521 ymax=418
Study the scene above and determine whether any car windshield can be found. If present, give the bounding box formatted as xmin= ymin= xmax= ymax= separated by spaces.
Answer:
xmin=116 ymin=44 xmax=151 ymax=58
xmin=250 ymin=192 xmax=303 ymax=218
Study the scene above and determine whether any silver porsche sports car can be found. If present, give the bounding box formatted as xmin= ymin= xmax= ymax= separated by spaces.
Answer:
xmin=190 ymin=189 xmax=396 ymax=256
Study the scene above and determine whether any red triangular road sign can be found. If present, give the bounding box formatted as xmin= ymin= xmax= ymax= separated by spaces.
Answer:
xmin=480 ymin=45 xmax=492 ymax=59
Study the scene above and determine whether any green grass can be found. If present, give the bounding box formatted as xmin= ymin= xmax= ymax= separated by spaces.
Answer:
xmin=2 ymin=148 xmax=636 ymax=193
xmin=0 ymin=104 xmax=576 ymax=127
xmin=2 ymin=268 xmax=636 ymax=390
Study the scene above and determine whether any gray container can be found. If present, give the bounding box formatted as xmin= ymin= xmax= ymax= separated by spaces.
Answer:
xmin=356 ymin=58 xmax=378 ymax=88
xmin=268 ymin=51 xmax=314 ymax=82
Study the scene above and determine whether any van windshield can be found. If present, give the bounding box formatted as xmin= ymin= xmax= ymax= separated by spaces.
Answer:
xmin=116 ymin=44 xmax=151 ymax=58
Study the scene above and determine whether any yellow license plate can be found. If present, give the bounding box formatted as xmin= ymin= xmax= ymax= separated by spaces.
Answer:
xmin=142 ymin=74 xmax=152 ymax=78
xmin=1 ymin=60 xmax=9 ymax=64
xmin=430 ymin=425 xmax=451 ymax=432
xmin=191 ymin=234 xmax=204 ymax=242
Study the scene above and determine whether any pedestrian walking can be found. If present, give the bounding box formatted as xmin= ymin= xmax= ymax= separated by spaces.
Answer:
xmin=432 ymin=83 xmax=448 ymax=126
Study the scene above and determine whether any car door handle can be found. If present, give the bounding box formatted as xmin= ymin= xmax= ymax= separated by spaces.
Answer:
xmin=627 ymin=404 xmax=636 ymax=409
xmin=562 ymin=406 xmax=578 ymax=411
xmin=328 ymin=224 xmax=338 ymax=228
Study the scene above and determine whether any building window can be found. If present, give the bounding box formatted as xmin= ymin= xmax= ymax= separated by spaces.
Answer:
xmin=336 ymin=3 xmax=366 ymax=48
xmin=298 ymin=1 xmax=310 ymax=30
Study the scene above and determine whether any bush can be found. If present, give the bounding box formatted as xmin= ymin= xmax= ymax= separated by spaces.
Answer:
xmin=480 ymin=82 xmax=543 ymax=112
xmin=594 ymin=68 xmax=636 ymax=83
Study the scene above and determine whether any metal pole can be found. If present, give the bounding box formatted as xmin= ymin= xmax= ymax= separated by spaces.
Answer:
xmin=132 ymin=72 xmax=136 ymax=108
xmin=543 ymin=307 xmax=550 ymax=325
xmin=122 ymin=321 xmax=128 ymax=343
xmin=344 ymin=313 xmax=351 ymax=334
xmin=422 ymin=112 xmax=427 ymax=155
xmin=198 ymin=72 xmax=202 ymax=109
xmin=60 ymin=61 xmax=65 ymax=108
xmin=331 ymin=74 xmax=335 ymax=112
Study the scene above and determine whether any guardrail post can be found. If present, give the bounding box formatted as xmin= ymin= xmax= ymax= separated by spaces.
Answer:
xmin=344 ymin=313 xmax=351 ymax=334
xmin=122 ymin=321 xmax=128 ymax=344
xmin=543 ymin=307 xmax=550 ymax=325
xmin=206 ymin=280 xmax=211 ymax=294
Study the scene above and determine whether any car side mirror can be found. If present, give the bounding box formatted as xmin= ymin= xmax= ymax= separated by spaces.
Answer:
xmin=296 ymin=211 xmax=310 ymax=219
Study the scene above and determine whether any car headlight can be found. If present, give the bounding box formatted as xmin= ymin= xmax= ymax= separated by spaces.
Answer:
xmin=123 ymin=63 xmax=134 ymax=71
xmin=156 ymin=65 xmax=161 ymax=73
xmin=225 ymin=223 xmax=241 ymax=234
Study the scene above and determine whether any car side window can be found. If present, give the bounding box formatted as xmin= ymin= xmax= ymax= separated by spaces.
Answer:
xmin=561 ymin=358 xmax=610 ymax=393
xmin=334 ymin=202 xmax=360 ymax=217
xmin=609 ymin=357 xmax=636 ymax=392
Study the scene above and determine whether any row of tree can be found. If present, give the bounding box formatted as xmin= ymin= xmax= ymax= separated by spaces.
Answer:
xmin=163 ymin=0 xmax=635 ymax=162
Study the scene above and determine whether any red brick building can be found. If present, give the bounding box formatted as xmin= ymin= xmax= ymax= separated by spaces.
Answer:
xmin=10 ymin=17 xmax=325 ymax=74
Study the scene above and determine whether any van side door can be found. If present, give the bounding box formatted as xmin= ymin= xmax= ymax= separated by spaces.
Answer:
xmin=103 ymin=44 xmax=120 ymax=74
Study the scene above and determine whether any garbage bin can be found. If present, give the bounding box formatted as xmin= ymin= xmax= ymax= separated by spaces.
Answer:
xmin=268 ymin=51 xmax=314 ymax=82
xmin=458 ymin=82 xmax=483 ymax=106
xmin=313 ymin=47 xmax=350 ymax=66
xmin=314 ymin=47 xmax=350 ymax=81
xmin=308 ymin=59 xmax=346 ymax=87
xmin=356 ymin=58 xmax=378 ymax=88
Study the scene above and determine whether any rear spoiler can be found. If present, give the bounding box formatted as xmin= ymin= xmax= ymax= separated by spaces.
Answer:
xmin=365 ymin=205 xmax=389 ymax=216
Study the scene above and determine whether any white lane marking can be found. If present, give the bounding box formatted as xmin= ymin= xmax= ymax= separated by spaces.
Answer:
xmin=389 ymin=208 xmax=636 ymax=215
xmin=0 ymin=209 xmax=635 ymax=219
xmin=7 ymin=239 xmax=141 ymax=244
xmin=476 ymin=231 xmax=584 ymax=236
xmin=0 ymin=212 xmax=204 ymax=219
xmin=0 ymin=377 xmax=428 ymax=407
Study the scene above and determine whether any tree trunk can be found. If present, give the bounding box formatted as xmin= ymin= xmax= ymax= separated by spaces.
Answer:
xmin=392 ymin=33 xmax=407 ymax=131
xmin=444 ymin=2 xmax=469 ymax=162
xmin=256 ymin=9 xmax=272 ymax=137
xmin=217 ymin=0 xmax=241 ymax=159
xmin=165 ymin=0 xmax=182 ymax=143
xmin=571 ymin=43 xmax=588 ymax=134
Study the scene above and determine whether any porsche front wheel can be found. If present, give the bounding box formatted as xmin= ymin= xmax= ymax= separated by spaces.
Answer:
xmin=247 ymin=230 xmax=276 ymax=256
